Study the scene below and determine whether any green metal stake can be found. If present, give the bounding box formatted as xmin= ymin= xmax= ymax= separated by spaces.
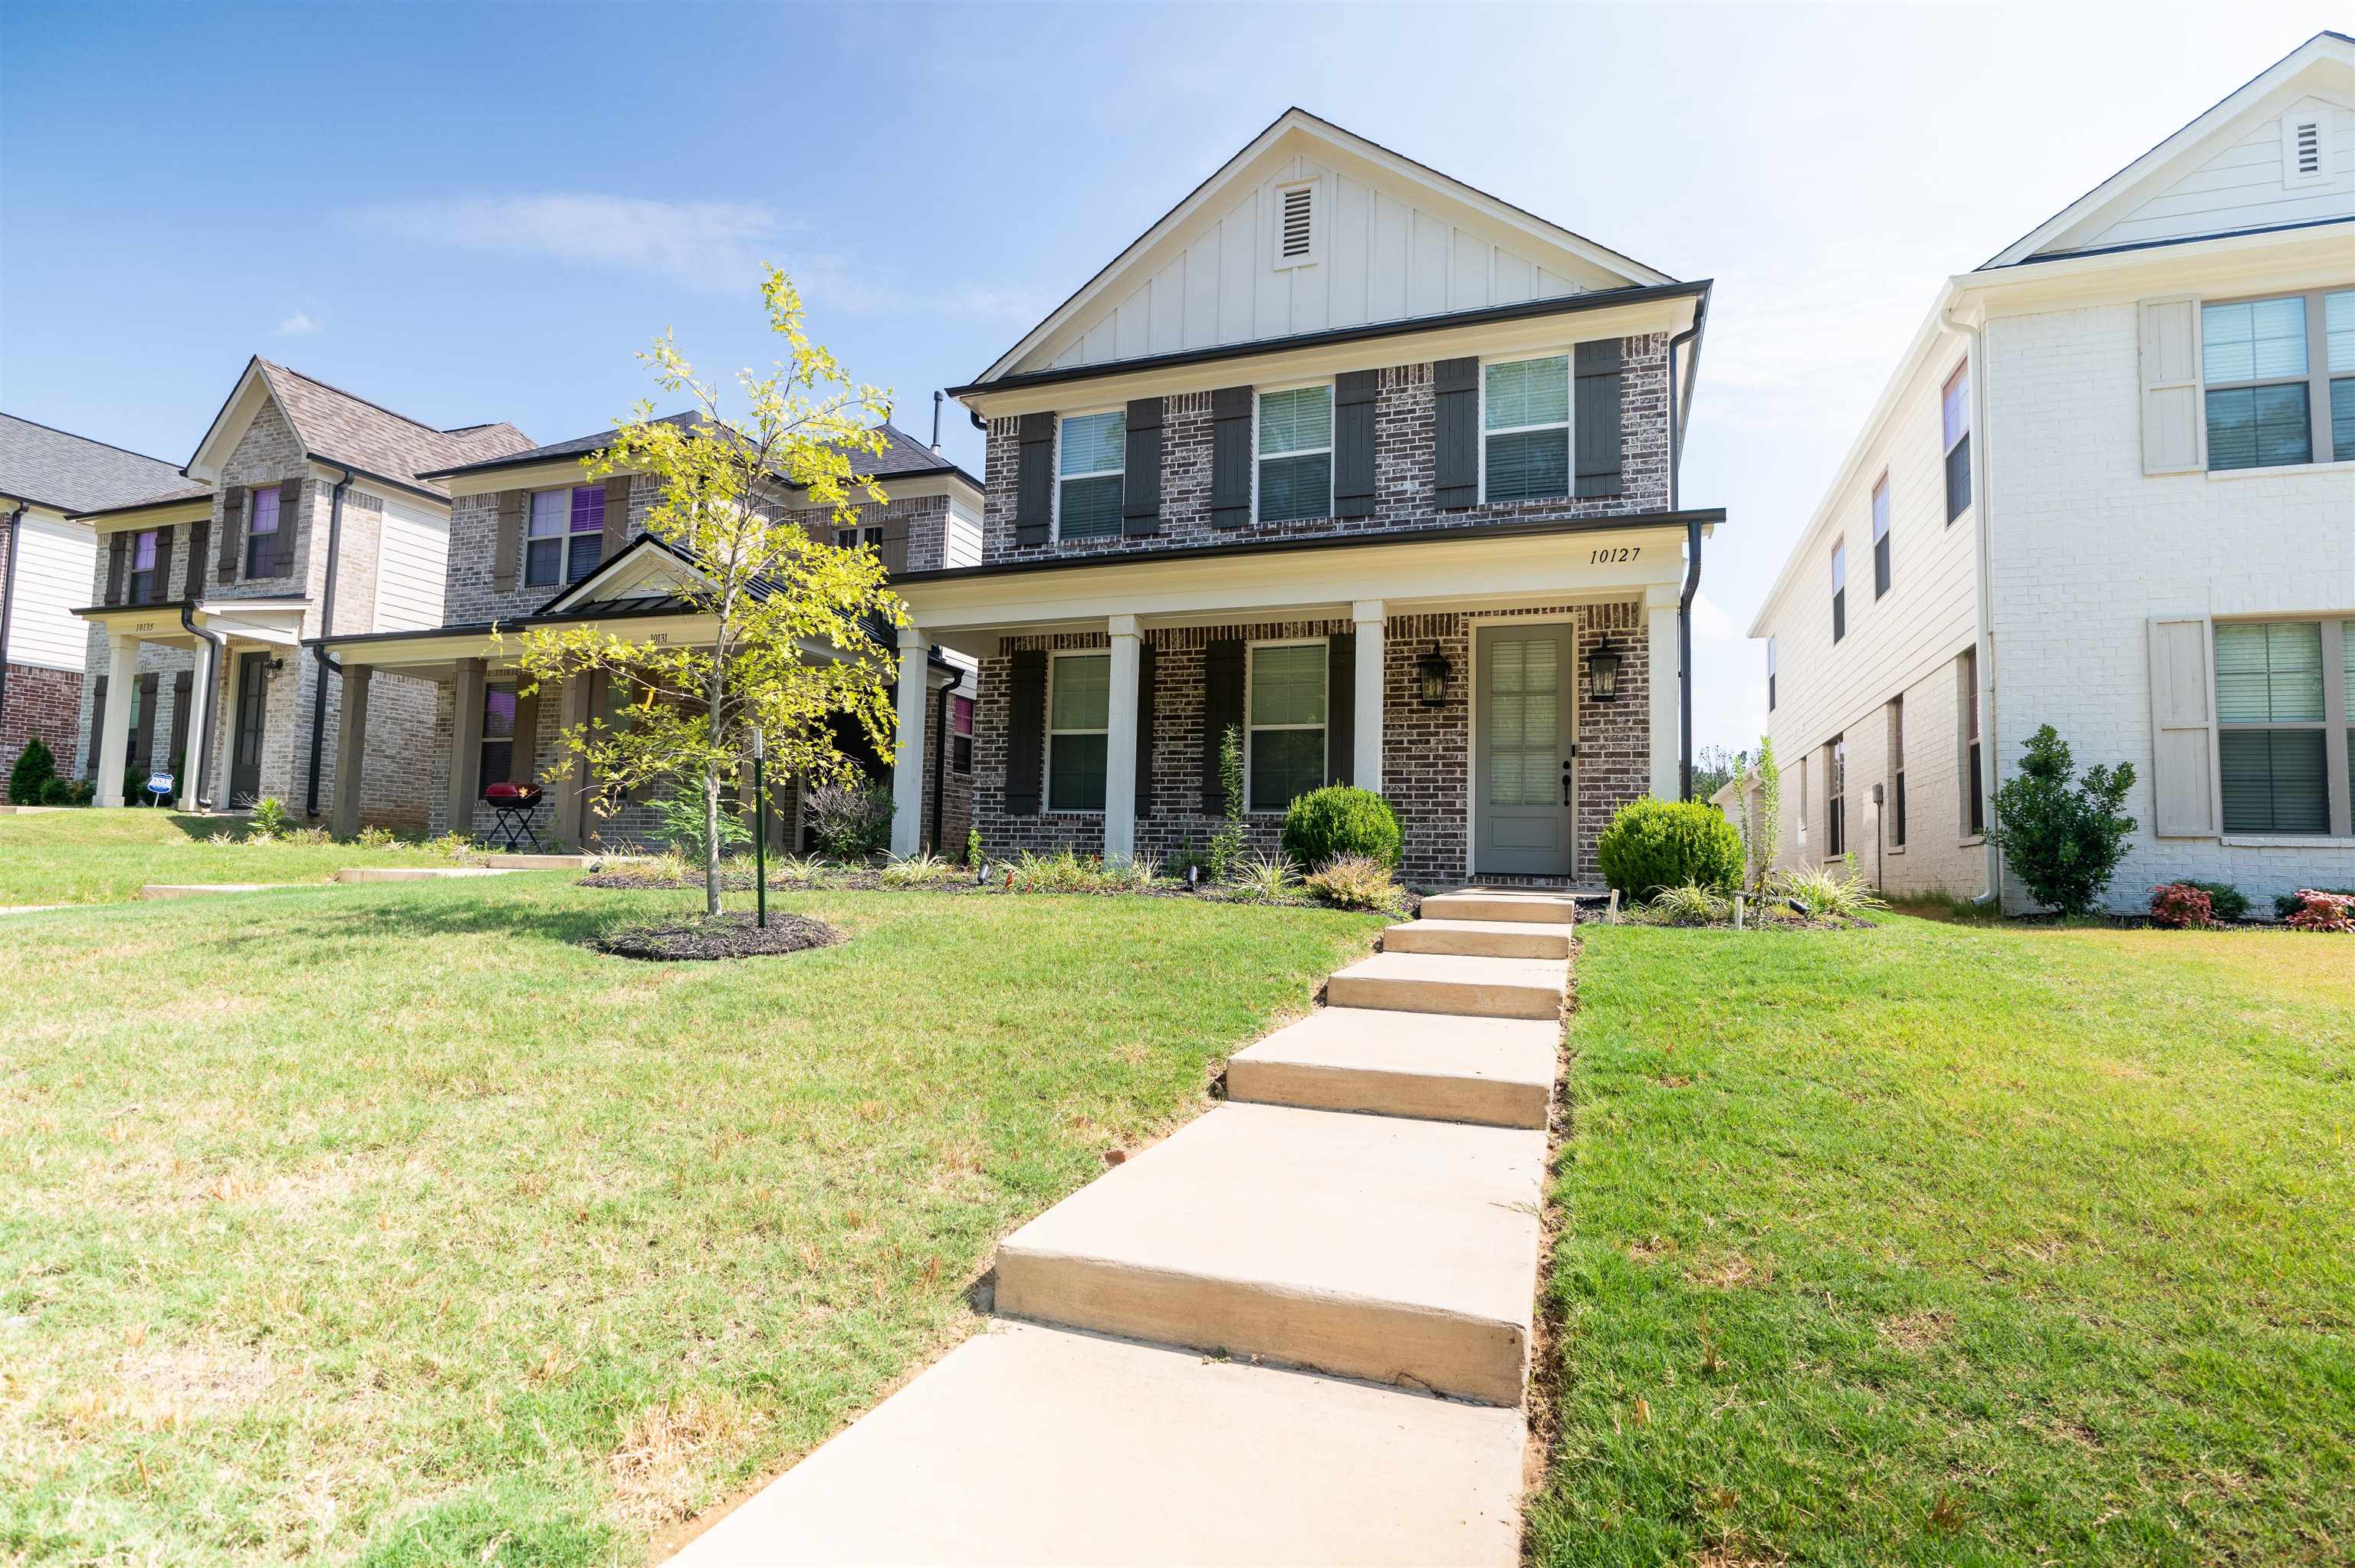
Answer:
xmin=751 ymin=726 xmax=767 ymax=929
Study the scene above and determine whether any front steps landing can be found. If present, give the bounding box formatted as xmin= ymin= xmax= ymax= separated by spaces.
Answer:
xmin=670 ymin=1320 xmax=1522 ymax=1566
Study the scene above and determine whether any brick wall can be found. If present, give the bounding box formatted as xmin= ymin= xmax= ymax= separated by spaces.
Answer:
xmin=970 ymin=600 xmax=1647 ymax=887
xmin=979 ymin=335 xmax=1673 ymax=565
xmin=2 ymin=663 xmax=82 ymax=783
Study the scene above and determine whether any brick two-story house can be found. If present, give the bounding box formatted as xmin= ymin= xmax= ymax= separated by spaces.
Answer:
xmin=69 ymin=358 xmax=535 ymax=822
xmin=891 ymin=110 xmax=1721 ymax=886
xmin=307 ymin=417 xmax=983 ymax=854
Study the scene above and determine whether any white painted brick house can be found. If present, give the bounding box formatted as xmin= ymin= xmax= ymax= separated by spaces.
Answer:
xmin=1746 ymin=31 xmax=2354 ymax=914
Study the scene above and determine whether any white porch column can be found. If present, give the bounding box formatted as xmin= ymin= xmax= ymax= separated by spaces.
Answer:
xmin=1352 ymin=600 xmax=1384 ymax=794
xmin=1646 ymin=584 xmax=1681 ymax=801
xmin=1102 ymin=615 xmax=1141 ymax=860
xmin=889 ymin=632 xmax=930 ymax=858
xmin=95 ymin=633 xmax=138 ymax=806
xmin=176 ymin=642 xmax=215 ymax=812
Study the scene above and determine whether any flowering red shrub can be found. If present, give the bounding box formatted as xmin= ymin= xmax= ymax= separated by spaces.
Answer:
xmin=2283 ymin=888 xmax=2355 ymax=933
xmin=2147 ymin=882 xmax=2215 ymax=929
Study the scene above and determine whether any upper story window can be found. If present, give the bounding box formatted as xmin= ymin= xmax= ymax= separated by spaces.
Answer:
xmin=1056 ymin=411 xmax=1125 ymax=541
xmin=1871 ymin=474 xmax=1892 ymax=599
xmin=1248 ymin=639 xmax=1328 ymax=812
xmin=835 ymin=524 xmax=885 ymax=551
xmin=2202 ymin=289 xmax=2355 ymax=471
xmin=1483 ymin=355 xmax=1571 ymax=504
xmin=1766 ymin=636 xmax=1778 ymax=712
xmin=1942 ymin=364 xmax=1972 ymax=522
xmin=527 ymin=485 xmax=605 ymax=586
xmin=129 ymin=530 xmax=159 ymax=605
xmin=245 ymin=487 xmax=281 ymax=578
xmin=1046 ymin=651 xmax=1109 ymax=812
xmin=1257 ymin=385 xmax=1332 ymax=522
xmin=1830 ymin=540 xmax=1848 ymax=643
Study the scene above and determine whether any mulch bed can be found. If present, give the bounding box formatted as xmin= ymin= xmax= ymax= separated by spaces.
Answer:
xmin=576 ymin=868 xmax=1419 ymax=916
xmin=591 ymin=910 xmax=844 ymax=962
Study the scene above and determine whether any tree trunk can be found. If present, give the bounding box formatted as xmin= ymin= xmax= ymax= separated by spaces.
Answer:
xmin=703 ymin=763 xmax=723 ymax=917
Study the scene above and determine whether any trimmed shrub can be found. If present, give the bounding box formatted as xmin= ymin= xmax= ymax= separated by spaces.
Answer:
xmin=805 ymin=779 xmax=893 ymax=861
xmin=1596 ymin=797 xmax=1742 ymax=898
xmin=2148 ymin=882 xmax=2216 ymax=930
xmin=1303 ymin=853 xmax=1405 ymax=914
xmin=1986 ymin=725 xmax=2136 ymax=916
xmin=1279 ymin=786 xmax=1403 ymax=870
xmin=2283 ymin=889 xmax=2355 ymax=933
xmin=2181 ymin=880 xmax=2248 ymax=921
xmin=9 ymin=737 xmax=57 ymax=805
xmin=2275 ymin=886 xmax=2355 ymax=920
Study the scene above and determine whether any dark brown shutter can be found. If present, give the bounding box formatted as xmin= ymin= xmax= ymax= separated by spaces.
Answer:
xmin=1004 ymin=649 xmax=1046 ymax=815
xmin=1202 ymin=637 xmax=1244 ymax=811
xmin=1135 ymin=638 xmax=1156 ymax=819
xmin=274 ymin=478 xmax=303 ymax=578
xmin=511 ymin=685 xmax=540 ymax=786
xmin=105 ymin=533 xmax=128 ymax=605
xmin=1210 ymin=388 xmax=1253 ymax=530
xmin=1326 ymin=633 xmax=1355 ymax=789
xmin=1575 ymin=340 xmax=1624 ymax=497
xmin=494 ymin=490 xmax=524 ymax=592
xmin=183 ymin=519 xmax=209 ymax=599
xmin=149 ymin=526 xmax=174 ymax=605
xmin=1434 ymin=357 xmax=1480 ymax=509
xmin=167 ymin=670 xmax=194 ymax=773
xmin=603 ymin=474 xmax=632 ymax=556
xmin=1334 ymin=371 xmax=1379 ymax=519
xmin=1122 ymin=397 xmax=1163 ymax=536
xmin=216 ymin=487 xmax=244 ymax=584
xmin=1013 ymin=414 xmax=1053 ymax=547
xmin=133 ymin=673 xmax=159 ymax=769
xmin=879 ymin=512 xmax=910 ymax=575
xmin=87 ymin=676 xmax=107 ymax=773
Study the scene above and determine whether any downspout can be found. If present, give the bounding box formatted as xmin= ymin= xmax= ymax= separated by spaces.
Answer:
xmin=1667 ymin=293 xmax=1709 ymax=801
xmin=1940 ymin=290 xmax=2001 ymax=907
xmin=0 ymin=502 xmax=24 ymax=751
xmin=179 ymin=602 xmax=225 ymax=810
xmin=303 ymin=467 xmax=354 ymax=818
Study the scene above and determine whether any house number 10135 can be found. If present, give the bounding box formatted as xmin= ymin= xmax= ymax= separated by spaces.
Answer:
xmin=1589 ymin=547 xmax=1641 ymax=564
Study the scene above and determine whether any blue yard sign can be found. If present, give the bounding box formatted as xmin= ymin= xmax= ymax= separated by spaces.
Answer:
xmin=145 ymin=773 xmax=175 ymax=805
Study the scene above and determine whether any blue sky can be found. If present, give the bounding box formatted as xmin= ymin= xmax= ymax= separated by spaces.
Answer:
xmin=2 ymin=0 xmax=2340 ymax=752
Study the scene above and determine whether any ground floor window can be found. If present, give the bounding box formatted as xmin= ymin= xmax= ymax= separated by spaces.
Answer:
xmin=1826 ymin=734 xmax=1846 ymax=858
xmin=1248 ymin=641 xmax=1326 ymax=812
xmin=481 ymin=684 xmax=517 ymax=791
xmin=1046 ymin=653 xmax=1108 ymax=812
xmin=2216 ymin=618 xmax=2348 ymax=834
xmin=1959 ymin=648 xmax=1984 ymax=838
xmin=1887 ymin=696 xmax=1906 ymax=848
xmin=951 ymin=694 xmax=974 ymax=773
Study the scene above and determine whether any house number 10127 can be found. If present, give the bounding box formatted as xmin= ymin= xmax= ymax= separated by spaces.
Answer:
xmin=1590 ymin=547 xmax=1640 ymax=564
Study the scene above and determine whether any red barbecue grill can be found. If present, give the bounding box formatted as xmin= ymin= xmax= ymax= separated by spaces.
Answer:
xmin=482 ymin=782 xmax=545 ymax=852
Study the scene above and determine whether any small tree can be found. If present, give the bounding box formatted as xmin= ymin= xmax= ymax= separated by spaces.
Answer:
xmin=1207 ymin=723 xmax=1246 ymax=880
xmin=9 ymin=736 xmax=57 ymax=805
xmin=1746 ymin=736 xmax=1782 ymax=898
xmin=1988 ymin=724 xmax=2137 ymax=916
xmin=511 ymin=267 xmax=904 ymax=917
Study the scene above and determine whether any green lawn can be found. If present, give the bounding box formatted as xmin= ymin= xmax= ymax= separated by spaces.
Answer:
xmin=0 ymin=851 xmax=1383 ymax=1564
xmin=1532 ymin=916 xmax=2354 ymax=1565
xmin=0 ymin=808 xmax=459 ymax=905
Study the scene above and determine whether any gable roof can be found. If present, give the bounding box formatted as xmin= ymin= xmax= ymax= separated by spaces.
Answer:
xmin=186 ymin=356 xmax=535 ymax=499
xmin=420 ymin=413 xmax=980 ymax=493
xmin=0 ymin=412 xmax=200 ymax=516
xmin=1982 ymin=31 xmax=2354 ymax=267
xmin=969 ymin=107 xmax=1681 ymax=388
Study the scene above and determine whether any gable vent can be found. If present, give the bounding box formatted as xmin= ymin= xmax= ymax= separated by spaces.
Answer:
xmin=2295 ymin=120 xmax=2321 ymax=174
xmin=2281 ymin=110 xmax=2329 ymax=187
xmin=1273 ymin=179 xmax=1319 ymax=268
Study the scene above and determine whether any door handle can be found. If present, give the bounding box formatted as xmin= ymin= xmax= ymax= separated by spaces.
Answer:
xmin=1561 ymin=763 xmax=1573 ymax=807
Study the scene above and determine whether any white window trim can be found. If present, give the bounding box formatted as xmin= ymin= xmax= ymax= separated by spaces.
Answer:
xmin=1941 ymin=362 xmax=1971 ymax=457
xmin=1243 ymin=635 xmax=1330 ymax=815
xmin=2198 ymin=287 xmax=2353 ymax=473
xmin=1270 ymin=176 xmax=1322 ymax=271
xmin=1476 ymin=349 xmax=1576 ymax=507
xmin=1051 ymin=408 xmax=1124 ymax=546
xmin=1043 ymin=648 xmax=1110 ymax=816
xmin=1253 ymin=380 xmax=1335 ymax=525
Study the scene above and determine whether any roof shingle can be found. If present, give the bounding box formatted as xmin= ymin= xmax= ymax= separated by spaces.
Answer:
xmin=0 ymin=413 xmax=201 ymax=515
xmin=422 ymin=414 xmax=975 ymax=490
xmin=257 ymin=360 xmax=535 ymax=496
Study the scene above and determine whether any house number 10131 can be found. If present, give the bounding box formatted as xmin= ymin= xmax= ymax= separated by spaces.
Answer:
xmin=1589 ymin=547 xmax=1641 ymax=564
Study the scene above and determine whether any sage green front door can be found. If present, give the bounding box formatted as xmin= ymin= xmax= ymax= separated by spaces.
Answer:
xmin=1474 ymin=623 xmax=1575 ymax=877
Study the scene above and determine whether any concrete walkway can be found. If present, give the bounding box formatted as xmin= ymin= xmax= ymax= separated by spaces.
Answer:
xmin=672 ymin=887 xmax=1573 ymax=1566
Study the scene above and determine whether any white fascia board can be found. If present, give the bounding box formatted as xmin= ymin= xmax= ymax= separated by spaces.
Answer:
xmin=963 ymin=293 xmax=1699 ymax=422
xmin=80 ymin=498 xmax=215 ymax=533
xmin=439 ymin=458 xmax=613 ymax=497
xmin=1983 ymin=34 xmax=2355 ymax=267
xmin=1951 ymin=221 xmax=2353 ymax=319
xmin=185 ymin=359 xmax=277 ymax=481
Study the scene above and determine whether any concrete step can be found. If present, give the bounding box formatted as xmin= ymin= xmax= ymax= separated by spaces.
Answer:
xmin=665 ymin=1321 xmax=1524 ymax=1566
xmin=1384 ymin=917 xmax=1573 ymax=959
xmin=1326 ymin=950 xmax=1566 ymax=1021
xmin=482 ymin=851 xmax=592 ymax=870
xmin=1421 ymin=888 xmax=1578 ymax=924
xmin=994 ymin=1102 xmax=1545 ymax=1405
xmin=333 ymin=866 xmax=517 ymax=884
xmin=1228 ymin=1006 xmax=1557 ymax=1128
xmin=139 ymin=883 xmax=295 ymax=899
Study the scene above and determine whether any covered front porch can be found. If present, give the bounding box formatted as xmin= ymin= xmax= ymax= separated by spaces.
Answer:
xmin=893 ymin=517 xmax=1710 ymax=887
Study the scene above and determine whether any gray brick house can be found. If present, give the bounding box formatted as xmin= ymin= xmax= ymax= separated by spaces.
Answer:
xmin=309 ymin=418 xmax=983 ymax=854
xmin=892 ymin=110 xmax=1723 ymax=886
xmin=69 ymin=358 xmax=534 ymax=823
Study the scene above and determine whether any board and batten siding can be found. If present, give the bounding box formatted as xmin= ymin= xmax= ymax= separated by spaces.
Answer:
xmin=370 ymin=494 xmax=451 ymax=633
xmin=5 ymin=511 xmax=100 ymax=670
xmin=1756 ymin=326 xmax=1984 ymax=897
xmin=2067 ymin=97 xmax=2351 ymax=254
xmin=944 ymin=502 xmax=984 ymax=569
xmin=1023 ymin=154 xmax=1616 ymax=376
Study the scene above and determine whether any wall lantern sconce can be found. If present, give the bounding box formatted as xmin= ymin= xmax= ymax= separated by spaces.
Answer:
xmin=1585 ymin=638 xmax=1623 ymax=702
xmin=1417 ymin=644 xmax=1452 ymax=707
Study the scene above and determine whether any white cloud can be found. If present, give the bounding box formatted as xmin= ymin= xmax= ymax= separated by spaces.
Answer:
xmin=1690 ymin=591 xmax=1737 ymax=644
xmin=274 ymin=310 xmax=322 ymax=336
